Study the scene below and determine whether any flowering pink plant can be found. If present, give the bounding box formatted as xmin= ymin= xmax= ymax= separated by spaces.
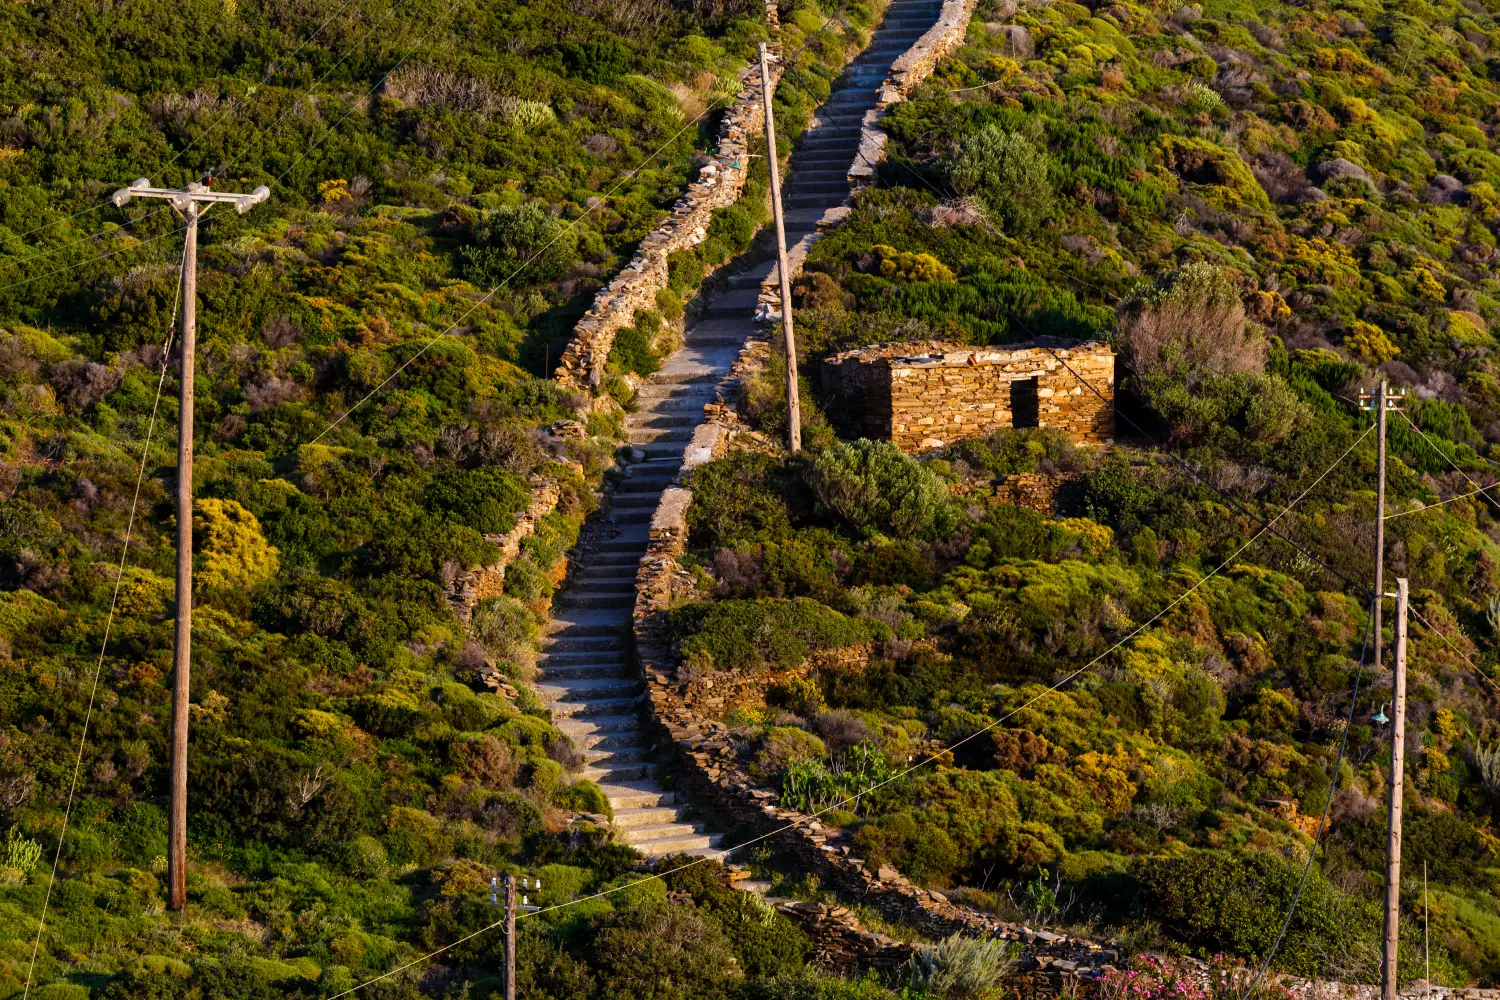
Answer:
xmin=1092 ymin=954 xmax=1296 ymax=1000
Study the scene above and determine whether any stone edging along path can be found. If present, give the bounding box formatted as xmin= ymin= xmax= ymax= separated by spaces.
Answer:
xmin=552 ymin=0 xmax=783 ymax=393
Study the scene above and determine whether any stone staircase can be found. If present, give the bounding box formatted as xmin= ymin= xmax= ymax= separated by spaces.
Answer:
xmin=535 ymin=0 xmax=947 ymax=857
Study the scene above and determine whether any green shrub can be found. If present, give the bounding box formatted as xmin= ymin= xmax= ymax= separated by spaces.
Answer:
xmin=462 ymin=203 xmax=578 ymax=288
xmin=426 ymin=467 xmax=529 ymax=534
xmin=851 ymin=812 xmax=961 ymax=886
xmin=948 ymin=126 xmax=1053 ymax=236
xmin=806 ymin=439 xmax=957 ymax=539
xmin=670 ymin=597 xmax=891 ymax=673
xmin=906 ymin=934 xmax=1017 ymax=998
xmin=752 ymin=726 xmax=828 ymax=780
xmin=1129 ymin=850 xmax=1373 ymax=973
xmin=555 ymin=779 xmax=612 ymax=818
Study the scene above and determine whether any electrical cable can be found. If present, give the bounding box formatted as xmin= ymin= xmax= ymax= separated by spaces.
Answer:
xmin=773 ymin=96 xmax=1371 ymax=599
xmin=18 ymin=253 xmax=187 ymax=1000
xmin=302 ymin=0 xmax=863 ymax=443
xmin=1384 ymin=482 xmax=1497 ymax=520
xmin=326 ymin=422 xmax=1371 ymax=998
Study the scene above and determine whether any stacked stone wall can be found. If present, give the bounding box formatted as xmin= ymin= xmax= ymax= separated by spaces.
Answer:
xmin=554 ymin=3 xmax=782 ymax=392
xmin=825 ymin=340 xmax=1114 ymax=452
xmin=445 ymin=476 xmax=561 ymax=623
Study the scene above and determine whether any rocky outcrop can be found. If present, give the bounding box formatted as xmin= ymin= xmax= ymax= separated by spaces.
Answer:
xmin=445 ymin=476 xmax=561 ymax=623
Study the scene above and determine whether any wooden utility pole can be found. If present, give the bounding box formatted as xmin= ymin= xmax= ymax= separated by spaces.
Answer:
xmin=1382 ymin=576 xmax=1411 ymax=1000
xmin=758 ymin=42 xmax=802 ymax=454
xmin=109 ymin=178 xmax=269 ymax=910
xmin=494 ymin=873 xmax=539 ymax=999
xmin=1365 ymin=378 xmax=1391 ymax=682
xmin=504 ymin=873 xmax=517 ymax=1000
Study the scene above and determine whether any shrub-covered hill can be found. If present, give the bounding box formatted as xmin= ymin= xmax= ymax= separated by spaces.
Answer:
xmin=0 ymin=0 xmax=924 ymax=995
xmin=665 ymin=0 xmax=1500 ymax=985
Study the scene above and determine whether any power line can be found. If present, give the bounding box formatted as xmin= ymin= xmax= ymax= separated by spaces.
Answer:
xmin=1238 ymin=595 xmax=1374 ymax=1000
xmin=325 ymin=422 xmax=1371 ymax=998
xmin=19 ymin=253 xmax=186 ymax=1000
xmin=1385 ymin=482 xmax=1497 ymax=520
xmin=303 ymin=0 xmax=864 ymax=443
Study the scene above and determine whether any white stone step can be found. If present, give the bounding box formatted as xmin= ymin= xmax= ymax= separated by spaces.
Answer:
xmin=602 ymin=780 xmax=675 ymax=809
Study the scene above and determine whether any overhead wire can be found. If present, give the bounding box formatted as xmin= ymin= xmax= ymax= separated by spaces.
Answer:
xmin=324 ymin=418 xmax=1372 ymax=999
xmin=19 ymin=253 xmax=187 ymax=1000
xmin=303 ymin=1 xmax=864 ymax=444
xmin=1237 ymin=596 xmax=1374 ymax=1000
xmin=769 ymin=65 xmax=1369 ymax=598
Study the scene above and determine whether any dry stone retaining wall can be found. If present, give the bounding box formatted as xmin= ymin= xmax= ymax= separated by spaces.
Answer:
xmin=445 ymin=475 xmax=561 ymax=623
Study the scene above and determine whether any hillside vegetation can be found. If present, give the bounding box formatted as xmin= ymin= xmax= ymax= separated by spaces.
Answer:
xmin=0 ymin=0 xmax=936 ymax=996
xmin=674 ymin=0 xmax=1500 ymax=986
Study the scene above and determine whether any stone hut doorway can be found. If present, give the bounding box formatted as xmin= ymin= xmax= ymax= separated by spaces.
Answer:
xmin=1010 ymin=377 xmax=1039 ymax=429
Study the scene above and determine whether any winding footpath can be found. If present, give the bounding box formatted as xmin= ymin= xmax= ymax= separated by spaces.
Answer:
xmin=536 ymin=0 xmax=947 ymax=856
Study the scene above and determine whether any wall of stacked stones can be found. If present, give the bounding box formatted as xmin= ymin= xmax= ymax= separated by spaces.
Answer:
xmin=445 ymin=475 xmax=561 ymax=623
xmin=553 ymin=0 xmax=782 ymax=392
xmin=886 ymin=348 xmax=1114 ymax=452
xmin=822 ymin=341 xmax=1115 ymax=452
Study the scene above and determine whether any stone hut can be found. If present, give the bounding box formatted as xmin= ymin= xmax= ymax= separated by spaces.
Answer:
xmin=820 ymin=339 xmax=1115 ymax=452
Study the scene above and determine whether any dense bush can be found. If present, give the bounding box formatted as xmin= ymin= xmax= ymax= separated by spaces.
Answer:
xmin=669 ymin=597 xmax=891 ymax=673
xmin=806 ymin=439 xmax=957 ymax=538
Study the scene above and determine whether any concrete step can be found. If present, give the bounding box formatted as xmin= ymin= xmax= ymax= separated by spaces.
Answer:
xmin=613 ymin=805 xmax=683 ymax=829
xmin=557 ymin=714 xmax=640 ymax=738
xmin=786 ymin=192 xmax=848 ymax=208
xmin=579 ymin=761 xmax=649 ymax=782
xmin=602 ymin=780 xmax=675 ymax=810
xmin=540 ymin=645 xmax=628 ymax=664
xmin=627 ymin=425 xmax=694 ymax=443
xmin=626 ymin=411 xmax=696 ymax=428
xmin=549 ymin=695 xmax=643 ymax=719
xmin=786 ymin=179 xmax=850 ymax=195
xmin=565 ymin=727 xmax=644 ymax=751
xmin=628 ymin=829 xmax=720 ymax=856
xmin=584 ymin=744 xmax=649 ymax=767
xmin=555 ymin=591 xmax=635 ymax=610
xmin=545 ymin=618 xmax=630 ymax=640
xmin=704 ymin=288 xmax=759 ymax=316
xmin=575 ymin=562 xmax=643 ymax=579
xmin=541 ymin=661 xmax=630 ymax=681
xmin=588 ymin=552 xmax=646 ymax=569
xmin=597 ymin=532 xmax=651 ymax=553
xmin=610 ymin=494 xmax=661 ymax=510
xmin=620 ymin=820 xmax=700 ymax=842
xmin=539 ymin=677 xmax=643 ymax=702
